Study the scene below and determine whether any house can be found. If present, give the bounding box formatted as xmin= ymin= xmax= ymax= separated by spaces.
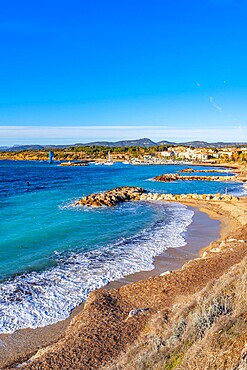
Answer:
xmin=160 ymin=151 xmax=172 ymax=158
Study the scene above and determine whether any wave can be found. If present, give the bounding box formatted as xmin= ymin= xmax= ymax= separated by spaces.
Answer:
xmin=0 ymin=203 xmax=193 ymax=334
xmin=235 ymin=183 xmax=247 ymax=196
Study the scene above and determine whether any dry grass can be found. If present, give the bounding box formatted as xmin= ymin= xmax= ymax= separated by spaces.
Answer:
xmin=105 ymin=257 xmax=247 ymax=370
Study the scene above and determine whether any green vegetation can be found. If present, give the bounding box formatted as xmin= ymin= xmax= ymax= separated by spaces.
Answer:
xmin=0 ymin=145 xmax=170 ymax=161
xmin=0 ymin=144 xmax=246 ymax=163
xmin=164 ymin=353 xmax=183 ymax=370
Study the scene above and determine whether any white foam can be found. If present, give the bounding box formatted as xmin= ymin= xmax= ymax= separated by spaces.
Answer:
xmin=0 ymin=203 xmax=193 ymax=334
xmin=237 ymin=183 xmax=247 ymax=196
xmin=227 ymin=182 xmax=247 ymax=197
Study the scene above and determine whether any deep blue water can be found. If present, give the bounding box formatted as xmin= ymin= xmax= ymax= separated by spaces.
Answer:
xmin=0 ymin=160 xmax=245 ymax=333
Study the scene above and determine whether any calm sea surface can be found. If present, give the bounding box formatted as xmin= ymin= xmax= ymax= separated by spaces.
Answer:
xmin=0 ymin=160 xmax=245 ymax=333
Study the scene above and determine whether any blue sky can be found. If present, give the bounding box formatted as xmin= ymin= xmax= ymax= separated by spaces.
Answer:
xmin=0 ymin=0 xmax=247 ymax=145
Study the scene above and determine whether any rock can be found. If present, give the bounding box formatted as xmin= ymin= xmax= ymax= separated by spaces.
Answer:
xmin=126 ymin=308 xmax=150 ymax=320
xmin=209 ymin=247 xmax=221 ymax=253
xmin=202 ymin=252 xmax=209 ymax=258
xmin=219 ymin=241 xmax=226 ymax=248
xmin=160 ymin=270 xmax=171 ymax=276
xmin=90 ymin=201 xmax=96 ymax=207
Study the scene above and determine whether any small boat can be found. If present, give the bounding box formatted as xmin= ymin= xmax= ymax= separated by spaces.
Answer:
xmin=122 ymin=161 xmax=130 ymax=165
xmin=104 ymin=151 xmax=114 ymax=165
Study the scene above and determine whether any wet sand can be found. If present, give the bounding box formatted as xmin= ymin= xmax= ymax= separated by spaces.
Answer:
xmin=0 ymin=206 xmax=220 ymax=369
xmin=108 ymin=206 xmax=220 ymax=288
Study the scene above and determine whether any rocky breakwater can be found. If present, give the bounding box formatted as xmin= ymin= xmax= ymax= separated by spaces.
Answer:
xmin=179 ymin=168 xmax=228 ymax=173
xmin=74 ymin=186 xmax=146 ymax=207
xmin=59 ymin=161 xmax=89 ymax=167
xmin=139 ymin=192 xmax=239 ymax=202
xmin=154 ymin=174 xmax=235 ymax=182
xmin=74 ymin=186 xmax=239 ymax=208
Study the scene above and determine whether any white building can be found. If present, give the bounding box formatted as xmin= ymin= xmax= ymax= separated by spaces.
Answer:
xmin=160 ymin=151 xmax=171 ymax=158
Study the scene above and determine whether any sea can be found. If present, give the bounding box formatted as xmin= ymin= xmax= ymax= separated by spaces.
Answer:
xmin=0 ymin=160 xmax=245 ymax=334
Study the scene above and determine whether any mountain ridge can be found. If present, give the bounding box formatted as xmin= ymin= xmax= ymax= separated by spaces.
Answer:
xmin=1 ymin=138 xmax=246 ymax=152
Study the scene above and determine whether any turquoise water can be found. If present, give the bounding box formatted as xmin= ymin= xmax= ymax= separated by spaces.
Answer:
xmin=0 ymin=160 xmax=245 ymax=333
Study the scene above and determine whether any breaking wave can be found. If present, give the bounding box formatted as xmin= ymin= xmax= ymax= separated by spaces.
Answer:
xmin=0 ymin=203 xmax=193 ymax=334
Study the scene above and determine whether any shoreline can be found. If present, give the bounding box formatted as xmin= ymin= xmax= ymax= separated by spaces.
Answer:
xmin=0 ymin=205 xmax=220 ymax=369
xmin=14 ymin=195 xmax=247 ymax=370
xmin=107 ymin=205 xmax=220 ymax=289
xmin=1 ymin=162 xmax=246 ymax=369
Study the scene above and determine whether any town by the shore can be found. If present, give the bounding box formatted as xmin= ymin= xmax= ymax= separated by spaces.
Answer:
xmin=1 ymin=141 xmax=247 ymax=164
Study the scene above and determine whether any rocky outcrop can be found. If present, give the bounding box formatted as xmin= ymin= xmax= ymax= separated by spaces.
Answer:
xmin=74 ymin=186 xmax=146 ymax=207
xmin=154 ymin=174 xmax=235 ymax=182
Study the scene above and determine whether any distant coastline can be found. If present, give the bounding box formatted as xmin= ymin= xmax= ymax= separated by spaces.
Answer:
xmin=0 ymin=139 xmax=246 ymax=165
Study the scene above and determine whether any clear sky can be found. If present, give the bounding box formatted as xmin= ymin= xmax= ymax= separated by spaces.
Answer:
xmin=0 ymin=0 xmax=247 ymax=145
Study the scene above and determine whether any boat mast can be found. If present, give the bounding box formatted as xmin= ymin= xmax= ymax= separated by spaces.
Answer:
xmin=108 ymin=151 xmax=111 ymax=162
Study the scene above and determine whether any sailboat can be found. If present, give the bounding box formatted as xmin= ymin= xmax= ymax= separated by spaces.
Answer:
xmin=104 ymin=151 xmax=114 ymax=165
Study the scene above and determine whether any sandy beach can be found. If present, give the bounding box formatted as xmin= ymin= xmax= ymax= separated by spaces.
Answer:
xmin=0 ymin=206 xmax=220 ymax=369
xmin=1 ymin=163 xmax=246 ymax=370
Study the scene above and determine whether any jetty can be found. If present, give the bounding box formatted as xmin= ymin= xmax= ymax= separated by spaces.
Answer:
xmin=139 ymin=192 xmax=239 ymax=202
xmin=59 ymin=161 xmax=89 ymax=167
xmin=154 ymin=174 xmax=235 ymax=182
xmin=179 ymin=168 xmax=229 ymax=173
xmin=74 ymin=187 xmax=239 ymax=208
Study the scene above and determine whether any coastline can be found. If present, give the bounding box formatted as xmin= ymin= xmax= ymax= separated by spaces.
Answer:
xmin=0 ymin=204 xmax=223 ymax=369
xmin=13 ymin=195 xmax=247 ymax=370
xmin=1 ymin=163 xmax=246 ymax=369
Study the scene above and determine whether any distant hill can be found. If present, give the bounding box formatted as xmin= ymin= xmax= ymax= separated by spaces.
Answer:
xmin=1 ymin=138 xmax=157 ymax=151
xmin=1 ymin=138 xmax=246 ymax=152
xmin=1 ymin=144 xmax=72 ymax=152
xmin=13 ymin=144 xmax=46 ymax=151
xmin=74 ymin=138 xmax=157 ymax=148
xmin=157 ymin=140 xmax=176 ymax=146
xmin=179 ymin=141 xmax=247 ymax=148
xmin=178 ymin=141 xmax=210 ymax=147
xmin=2 ymin=144 xmax=47 ymax=152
